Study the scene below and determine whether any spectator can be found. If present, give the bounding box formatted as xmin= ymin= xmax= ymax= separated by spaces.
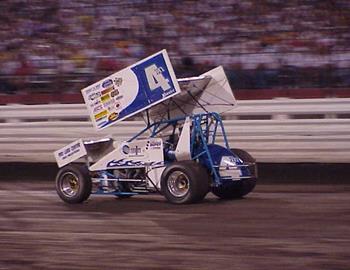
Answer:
xmin=0 ymin=0 xmax=349 ymax=94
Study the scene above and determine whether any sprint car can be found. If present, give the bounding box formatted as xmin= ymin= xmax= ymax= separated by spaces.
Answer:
xmin=54 ymin=50 xmax=257 ymax=204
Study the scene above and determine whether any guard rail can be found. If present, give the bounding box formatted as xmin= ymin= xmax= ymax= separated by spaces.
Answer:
xmin=1 ymin=98 xmax=350 ymax=163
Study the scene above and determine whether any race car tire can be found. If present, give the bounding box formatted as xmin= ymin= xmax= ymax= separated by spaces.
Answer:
xmin=212 ymin=148 xmax=257 ymax=200
xmin=161 ymin=161 xmax=210 ymax=204
xmin=56 ymin=164 xmax=92 ymax=204
xmin=212 ymin=178 xmax=257 ymax=199
xmin=230 ymin=148 xmax=256 ymax=165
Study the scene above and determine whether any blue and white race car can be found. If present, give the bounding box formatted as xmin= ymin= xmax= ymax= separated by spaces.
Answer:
xmin=54 ymin=50 xmax=257 ymax=204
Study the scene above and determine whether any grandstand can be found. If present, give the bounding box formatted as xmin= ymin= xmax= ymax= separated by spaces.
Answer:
xmin=0 ymin=0 xmax=349 ymax=104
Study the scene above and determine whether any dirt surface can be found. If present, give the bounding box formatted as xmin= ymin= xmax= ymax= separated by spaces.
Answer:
xmin=0 ymin=181 xmax=349 ymax=270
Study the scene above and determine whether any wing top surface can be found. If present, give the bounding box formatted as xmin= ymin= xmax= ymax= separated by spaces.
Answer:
xmin=145 ymin=66 xmax=236 ymax=122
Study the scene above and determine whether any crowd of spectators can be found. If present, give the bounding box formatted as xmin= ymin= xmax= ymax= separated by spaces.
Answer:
xmin=0 ymin=0 xmax=349 ymax=94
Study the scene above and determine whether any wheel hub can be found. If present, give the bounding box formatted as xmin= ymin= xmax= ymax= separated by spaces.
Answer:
xmin=167 ymin=171 xmax=190 ymax=197
xmin=60 ymin=172 xmax=79 ymax=197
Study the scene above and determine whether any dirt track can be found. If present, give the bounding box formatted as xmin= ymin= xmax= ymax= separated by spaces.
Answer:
xmin=0 ymin=181 xmax=349 ymax=270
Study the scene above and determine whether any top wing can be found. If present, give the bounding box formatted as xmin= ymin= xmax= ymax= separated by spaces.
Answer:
xmin=81 ymin=49 xmax=181 ymax=131
xmin=81 ymin=49 xmax=236 ymax=130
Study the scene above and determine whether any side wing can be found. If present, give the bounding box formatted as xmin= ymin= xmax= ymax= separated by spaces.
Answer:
xmin=146 ymin=66 xmax=236 ymax=122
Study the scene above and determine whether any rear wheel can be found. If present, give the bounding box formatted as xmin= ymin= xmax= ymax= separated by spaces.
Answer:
xmin=161 ymin=161 xmax=210 ymax=204
xmin=212 ymin=149 xmax=257 ymax=200
xmin=56 ymin=164 xmax=92 ymax=204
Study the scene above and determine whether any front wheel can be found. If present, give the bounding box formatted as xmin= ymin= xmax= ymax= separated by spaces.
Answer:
xmin=161 ymin=161 xmax=210 ymax=204
xmin=212 ymin=178 xmax=257 ymax=199
xmin=55 ymin=164 xmax=92 ymax=204
xmin=212 ymin=148 xmax=257 ymax=200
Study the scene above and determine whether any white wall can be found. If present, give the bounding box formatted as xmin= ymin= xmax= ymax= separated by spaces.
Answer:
xmin=1 ymin=98 xmax=350 ymax=163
